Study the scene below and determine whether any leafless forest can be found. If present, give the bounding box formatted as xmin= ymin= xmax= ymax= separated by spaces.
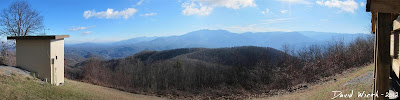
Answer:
xmin=61 ymin=35 xmax=375 ymax=99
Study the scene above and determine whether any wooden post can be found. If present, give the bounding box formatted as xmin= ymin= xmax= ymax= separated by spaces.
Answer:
xmin=374 ymin=12 xmax=393 ymax=100
xmin=392 ymin=31 xmax=399 ymax=59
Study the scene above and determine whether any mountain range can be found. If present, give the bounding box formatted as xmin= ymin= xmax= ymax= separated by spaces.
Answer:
xmin=64 ymin=29 xmax=370 ymax=63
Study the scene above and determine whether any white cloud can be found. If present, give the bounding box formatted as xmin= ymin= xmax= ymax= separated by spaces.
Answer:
xmin=276 ymin=0 xmax=312 ymax=5
xmin=182 ymin=2 xmax=213 ymax=16
xmin=316 ymin=0 xmax=359 ymax=13
xmin=136 ymin=0 xmax=144 ymax=5
xmin=182 ymin=0 xmax=256 ymax=16
xmin=81 ymin=31 xmax=92 ymax=34
xmin=359 ymin=2 xmax=365 ymax=7
xmin=280 ymin=10 xmax=288 ymax=13
xmin=140 ymin=13 xmax=157 ymax=16
xmin=194 ymin=0 xmax=257 ymax=9
xmin=69 ymin=26 xmax=96 ymax=31
xmin=261 ymin=8 xmax=271 ymax=15
xmin=83 ymin=8 xmax=138 ymax=19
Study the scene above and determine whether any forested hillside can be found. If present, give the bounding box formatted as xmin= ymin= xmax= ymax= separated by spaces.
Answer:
xmin=64 ymin=35 xmax=374 ymax=99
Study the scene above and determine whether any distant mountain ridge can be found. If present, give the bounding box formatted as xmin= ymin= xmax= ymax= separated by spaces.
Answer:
xmin=140 ymin=30 xmax=317 ymax=50
xmin=65 ymin=29 xmax=370 ymax=61
xmin=297 ymin=31 xmax=365 ymax=42
xmin=66 ymin=36 xmax=158 ymax=47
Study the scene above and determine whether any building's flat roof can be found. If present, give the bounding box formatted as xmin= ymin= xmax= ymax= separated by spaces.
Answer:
xmin=7 ymin=35 xmax=69 ymax=40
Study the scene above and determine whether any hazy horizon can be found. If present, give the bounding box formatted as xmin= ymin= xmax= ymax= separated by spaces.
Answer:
xmin=64 ymin=29 xmax=369 ymax=44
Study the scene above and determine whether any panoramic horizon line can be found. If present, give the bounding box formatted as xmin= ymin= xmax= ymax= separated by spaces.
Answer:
xmin=64 ymin=29 xmax=370 ymax=45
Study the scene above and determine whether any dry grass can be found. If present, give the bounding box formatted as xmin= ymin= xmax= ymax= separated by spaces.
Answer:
xmin=64 ymin=79 xmax=167 ymax=100
xmin=0 ymin=73 xmax=166 ymax=100
xmin=254 ymin=64 xmax=374 ymax=100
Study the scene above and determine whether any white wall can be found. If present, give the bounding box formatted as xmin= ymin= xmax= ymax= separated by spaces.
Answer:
xmin=51 ymin=39 xmax=65 ymax=85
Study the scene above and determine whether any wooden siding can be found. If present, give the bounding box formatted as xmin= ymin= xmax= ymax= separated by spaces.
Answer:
xmin=374 ymin=12 xmax=392 ymax=100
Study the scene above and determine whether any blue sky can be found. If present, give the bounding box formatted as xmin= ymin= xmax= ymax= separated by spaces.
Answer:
xmin=0 ymin=0 xmax=370 ymax=44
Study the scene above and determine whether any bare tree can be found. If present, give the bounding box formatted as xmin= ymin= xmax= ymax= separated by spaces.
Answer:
xmin=0 ymin=1 xmax=44 ymax=36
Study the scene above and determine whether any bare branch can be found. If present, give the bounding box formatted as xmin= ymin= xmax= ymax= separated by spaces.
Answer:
xmin=0 ymin=1 xmax=44 ymax=37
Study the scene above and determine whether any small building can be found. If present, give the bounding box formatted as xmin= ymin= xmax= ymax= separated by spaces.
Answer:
xmin=7 ymin=35 xmax=69 ymax=86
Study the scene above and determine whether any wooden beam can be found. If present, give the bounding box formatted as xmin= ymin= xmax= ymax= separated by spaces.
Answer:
xmin=367 ymin=0 xmax=371 ymax=12
xmin=392 ymin=30 xmax=400 ymax=59
xmin=392 ymin=27 xmax=400 ymax=79
xmin=371 ymin=13 xmax=398 ymax=34
xmin=390 ymin=33 xmax=399 ymax=59
xmin=393 ymin=59 xmax=400 ymax=78
xmin=374 ymin=12 xmax=393 ymax=100
xmin=372 ymin=12 xmax=377 ymax=34
xmin=369 ymin=0 xmax=400 ymax=13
